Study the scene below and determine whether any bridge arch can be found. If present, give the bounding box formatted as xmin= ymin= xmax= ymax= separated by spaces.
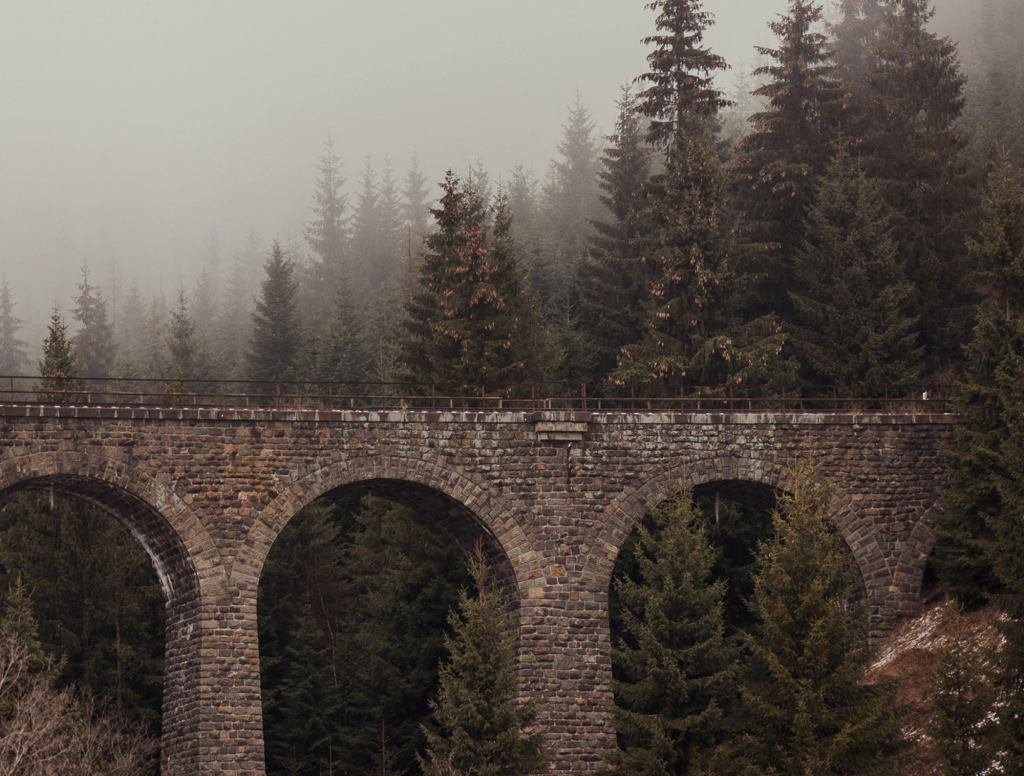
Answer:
xmin=239 ymin=452 xmax=539 ymax=605
xmin=584 ymin=454 xmax=892 ymax=631
xmin=0 ymin=450 xmax=213 ymax=773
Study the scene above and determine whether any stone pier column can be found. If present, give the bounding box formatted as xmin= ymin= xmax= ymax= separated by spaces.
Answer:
xmin=187 ymin=576 xmax=266 ymax=775
xmin=518 ymin=576 xmax=617 ymax=774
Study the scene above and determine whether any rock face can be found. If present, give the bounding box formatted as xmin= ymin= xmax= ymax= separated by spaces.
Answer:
xmin=0 ymin=405 xmax=955 ymax=774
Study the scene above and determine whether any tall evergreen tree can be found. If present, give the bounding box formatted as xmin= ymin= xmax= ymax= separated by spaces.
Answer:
xmin=312 ymin=280 xmax=371 ymax=383
xmin=929 ymin=624 xmax=999 ymax=775
xmin=304 ymin=134 xmax=350 ymax=324
xmin=934 ymin=158 xmax=1024 ymax=606
xmin=0 ymin=280 xmax=27 ymax=375
xmin=542 ymin=95 xmax=602 ymax=276
xmin=609 ymin=487 xmax=736 ymax=773
xmin=989 ymin=310 xmax=1024 ymax=771
xmin=402 ymin=173 xmax=536 ymax=391
xmin=248 ymin=242 xmax=300 ymax=383
xmin=735 ymin=0 xmax=841 ymax=319
xmin=728 ymin=476 xmax=899 ymax=773
xmin=861 ymin=0 xmax=969 ymax=371
xmin=612 ymin=114 xmax=734 ymax=391
xmin=166 ymin=290 xmax=199 ymax=382
xmin=0 ymin=577 xmax=50 ymax=678
xmin=351 ymin=158 xmax=383 ymax=291
xmin=38 ymin=308 xmax=78 ymax=399
xmin=403 ymin=154 xmax=432 ymax=247
xmin=72 ymin=264 xmax=115 ymax=377
xmin=789 ymin=151 xmax=922 ymax=392
xmin=831 ymin=0 xmax=886 ymax=118
xmin=419 ymin=545 xmax=547 ymax=776
xmin=575 ymin=87 xmax=652 ymax=384
xmin=636 ymin=0 xmax=730 ymax=146
xmin=212 ymin=230 xmax=261 ymax=380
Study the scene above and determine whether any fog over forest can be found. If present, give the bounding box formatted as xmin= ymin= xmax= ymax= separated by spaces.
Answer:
xmin=0 ymin=0 xmax=1017 ymax=352
xmin=3 ymin=0 xmax=799 ymax=344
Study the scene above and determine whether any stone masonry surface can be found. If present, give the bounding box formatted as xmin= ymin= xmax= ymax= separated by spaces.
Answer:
xmin=0 ymin=405 xmax=956 ymax=774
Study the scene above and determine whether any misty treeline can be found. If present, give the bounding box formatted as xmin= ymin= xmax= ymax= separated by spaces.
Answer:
xmin=2 ymin=0 xmax=1024 ymax=774
xmin=0 ymin=1 xmax=1020 ymax=396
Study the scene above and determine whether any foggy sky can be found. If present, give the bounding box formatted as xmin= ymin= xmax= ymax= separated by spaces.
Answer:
xmin=1 ymin=0 xmax=823 ymax=336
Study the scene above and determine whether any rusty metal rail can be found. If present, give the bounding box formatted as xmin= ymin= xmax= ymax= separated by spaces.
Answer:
xmin=0 ymin=376 xmax=955 ymax=414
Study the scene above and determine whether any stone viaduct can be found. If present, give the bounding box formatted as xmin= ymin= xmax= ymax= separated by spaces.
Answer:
xmin=0 ymin=401 xmax=955 ymax=774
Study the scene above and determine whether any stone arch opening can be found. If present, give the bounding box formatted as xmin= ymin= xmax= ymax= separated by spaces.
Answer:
xmin=0 ymin=472 xmax=203 ymax=774
xmin=592 ymin=459 xmax=887 ymax=638
xmin=250 ymin=468 xmax=526 ymax=775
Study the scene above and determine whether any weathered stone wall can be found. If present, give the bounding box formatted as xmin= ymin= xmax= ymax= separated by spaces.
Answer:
xmin=0 ymin=405 xmax=956 ymax=774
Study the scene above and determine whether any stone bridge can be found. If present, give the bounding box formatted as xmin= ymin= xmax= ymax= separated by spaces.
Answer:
xmin=0 ymin=403 xmax=955 ymax=774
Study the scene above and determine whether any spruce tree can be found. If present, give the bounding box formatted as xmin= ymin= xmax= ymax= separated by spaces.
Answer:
xmin=166 ymin=290 xmax=198 ymax=383
xmin=0 ymin=576 xmax=50 ymax=678
xmin=72 ymin=264 xmax=115 ymax=377
xmin=609 ymin=487 xmax=736 ymax=773
xmin=789 ymin=151 xmax=922 ymax=393
xmin=542 ymin=95 xmax=602 ymax=274
xmin=419 ymin=545 xmax=547 ymax=776
xmin=0 ymin=280 xmax=27 ymax=375
xmin=402 ymin=173 xmax=536 ymax=391
xmin=862 ymin=0 xmax=969 ymax=370
xmin=248 ymin=242 xmax=300 ymax=384
xmin=576 ymin=87 xmax=652 ymax=384
xmin=729 ymin=476 xmax=899 ymax=773
xmin=38 ymin=308 xmax=78 ymax=400
xmin=351 ymin=158 xmax=383 ymax=291
xmin=403 ymin=154 xmax=432 ymax=247
xmin=831 ymin=0 xmax=885 ymax=122
xmin=314 ymin=280 xmax=372 ymax=384
xmin=735 ymin=0 xmax=841 ymax=319
xmin=934 ymin=158 xmax=1024 ymax=606
xmin=304 ymin=134 xmax=350 ymax=325
xmin=612 ymin=115 xmax=733 ymax=391
xmin=636 ymin=0 xmax=730 ymax=146
xmin=985 ymin=305 xmax=1024 ymax=770
xmin=929 ymin=624 xmax=999 ymax=775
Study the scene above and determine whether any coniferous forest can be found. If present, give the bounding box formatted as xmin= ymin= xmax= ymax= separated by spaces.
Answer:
xmin=2 ymin=0 xmax=1024 ymax=773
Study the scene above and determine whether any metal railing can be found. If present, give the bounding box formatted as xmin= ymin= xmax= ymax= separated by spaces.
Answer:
xmin=0 ymin=376 xmax=955 ymax=414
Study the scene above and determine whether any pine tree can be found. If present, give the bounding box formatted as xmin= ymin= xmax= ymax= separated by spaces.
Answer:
xmin=934 ymin=159 xmax=1024 ymax=606
xmin=861 ymin=0 xmax=969 ymax=371
xmin=0 ymin=280 xmax=28 ymax=375
xmin=929 ymin=622 xmax=999 ymax=775
xmin=831 ymin=0 xmax=886 ymax=118
xmin=248 ymin=242 xmax=300 ymax=384
xmin=636 ymin=0 xmax=730 ymax=146
xmin=575 ymin=87 xmax=652 ymax=384
xmin=72 ymin=264 xmax=115 ymax=377
xmin=612 ymin=115 xmax=734 ymax=392
xmin=166 ymin=290 xmax=198 ymax=382
xmin=728 ymin=476 xmax=899 ymax=773
xmin=304 ymin=134 xmax=350 ymax=325
xmin=403 ymin=154 xmax=432 ymax=247
xmin=543 ymin=95 xmax=602 ymax=274
xmin=735 ymin=0 xmax=841 ymax=319
xmin=419 ymin=545 xmax=547 ymax=776
xmin=0 ymin=577 xmax=50 ymax=678
xmin=789 ymin=151 xmax=922 ymax=392
xmin=38 ymin=308 xmax=79 ymax=400
xmin=212 ymin=230 xmax=261 ymax=380
xmin=609 ymin=487 xmax=736 ymax=773
xmin=314 ymin=280 xmax=371 ymax=383
xmin=351 ymin=158 xmax=383 ymax=291
xmin=402 ymin=173 xmax=536 ymax=391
